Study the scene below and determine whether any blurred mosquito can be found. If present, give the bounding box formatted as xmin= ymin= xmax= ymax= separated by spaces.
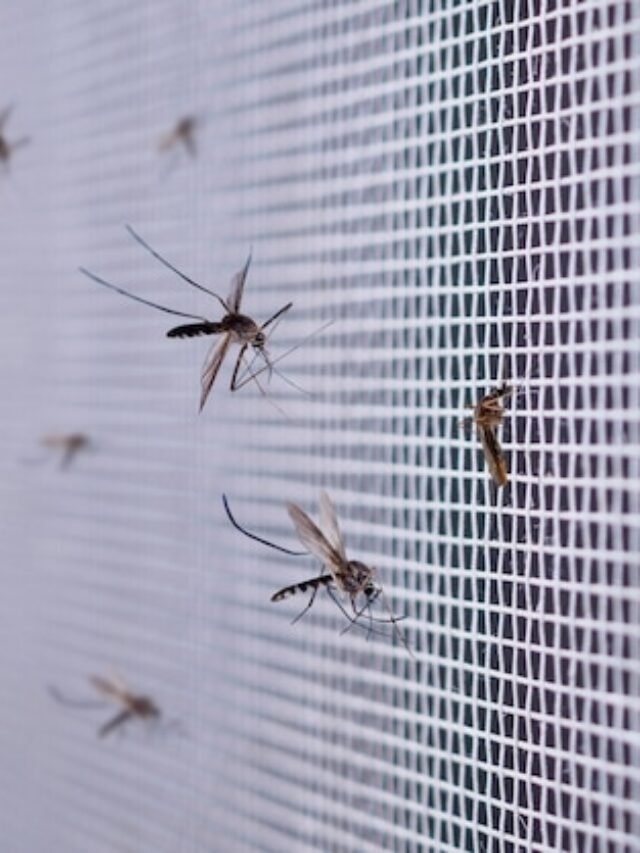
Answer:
xmin=79 ymin=226 xmax=294 ymax=411
xmin=0 ymin=105 xmax=29 ymax=168
xmin=159 ymin=115 xmax=198 ymax=159
xmin=223 ymin=493 xmax=411 ymax=654
xmin=462 ymin=382 xmax=513 ymax=487
xmin=40 ymin=432 xmax=90 ymax=469
xmin=49 ymin=675 xmax=161 ymax=739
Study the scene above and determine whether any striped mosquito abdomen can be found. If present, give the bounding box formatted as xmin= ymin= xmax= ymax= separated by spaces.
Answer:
xmin=271 ymin=574 xmax=333 ymax=602
xmin=166 ymin=321 xmax=225 ymax=338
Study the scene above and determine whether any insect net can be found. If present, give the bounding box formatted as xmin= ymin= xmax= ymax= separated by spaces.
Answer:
xmin=0 ymin=1 xmax=638 ymax=851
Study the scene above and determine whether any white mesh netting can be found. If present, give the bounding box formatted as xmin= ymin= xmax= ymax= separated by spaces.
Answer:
xmin=0 ymin=1 xmax=639 ymax=851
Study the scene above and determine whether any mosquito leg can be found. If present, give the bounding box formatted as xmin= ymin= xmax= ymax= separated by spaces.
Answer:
xmin=232 ymin=348 xmax=260 ymax=390
xmin=229 ymin=344 xmax=249 ymax=391
xmin=291 ymin=584 xmax=320 ymax=625
xmin=79 ymin=267 xmax=207 ymax=321
xmin=222 ymin=494 xmax=308 ymax=556
xmin=327 ymin=588 xmax=395 ymax=639
xmin=260 ymin=301 xmax=293 ymax=331
xmin=47 ymin=685 xmax=108 ymax=711
xmin=231 ymin=349 xmax=291 ymax=419
xmin=124 ymin=225 xmax=230 ymax=312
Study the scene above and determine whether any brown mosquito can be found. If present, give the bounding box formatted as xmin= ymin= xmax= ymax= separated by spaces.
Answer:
xmin=79 ymin=226 xmax=293 ymax=411
xmin=41 ymin=432 xmax=90 ymax=469
xmin=223 ymin=493 xmax=411 ymax=653
xmin=49 ymin=675 xmax=160 ymax=739
xmin=463 ymin=383 xmax=513 ymax=487
xmin=0 ymin=105 xmax=29 ymax=168
xmin=159 ymin=115 xmax=198 ymax=158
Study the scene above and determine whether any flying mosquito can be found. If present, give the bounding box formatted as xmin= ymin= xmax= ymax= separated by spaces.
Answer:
xmin=49 ymin=675 xmax=161 ymax=739
xmin=463 ymin=382 xmax=513 ymax=487
xmin=41 ymin=432 xmax=90 ymax=469
xmin=79 ymin=226 xmax=293 ymax=411
xmin=223 ymin=493 xmax=411 ymax=654
xmin=0 ymin=105 xmax=29 ymax=168
xmin=159 ymin=115 xmax=198 ymax=158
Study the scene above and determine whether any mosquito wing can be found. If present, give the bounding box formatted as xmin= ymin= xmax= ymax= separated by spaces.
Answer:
xmin=90 ymin=675 xmax=127 ymax=704
xmin=227 ymin=253 xmax=252 ymax=313
xmin=318 ymin=492 xmax=346 ymax=560
xmin=478 ymin=426 xmax=509 ymax=487
xmin=199 ymin=334 xmax=231 ymax=411
xmin=287 ymin=501 xmax=343 ymax=572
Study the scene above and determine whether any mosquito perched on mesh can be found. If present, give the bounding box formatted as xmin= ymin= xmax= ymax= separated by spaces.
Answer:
xmin=49 ymin=675 xmax=161 ymax=739
xmin=223 ymin=493 xmax=411 ymax=654
xmin=463 ymin=382 xmax=514 ymax=487
xmin=79 ymin=226 xmax=295 ymax=411
xmin=0 ymin=105 xmax=29 ymax=168
xmin=40 ymin=432 xmax=90 ymax=469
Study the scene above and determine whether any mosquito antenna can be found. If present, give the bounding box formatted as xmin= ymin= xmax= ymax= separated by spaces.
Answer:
xmin=222 ymin=494 xmax=308 ymax=556
xmin=232 ymin=319 xmax=335 ymax=393
xmin=271 ymin=364 xmax=311 ymax=397
xmin=239 ymin=347 xmax=312 ymax=397
xmin=79 ymin=267 xmax=208 ymax=321
xmin=125 ymin=225 xmax=229 ymax=312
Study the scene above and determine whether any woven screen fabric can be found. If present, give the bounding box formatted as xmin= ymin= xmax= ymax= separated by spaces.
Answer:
xmin=1 ymin=1 xmax=639 ymax=851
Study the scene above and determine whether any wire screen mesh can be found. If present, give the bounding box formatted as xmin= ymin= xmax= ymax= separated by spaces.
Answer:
xmin=1 ymin=1 xmax=639 ymax=851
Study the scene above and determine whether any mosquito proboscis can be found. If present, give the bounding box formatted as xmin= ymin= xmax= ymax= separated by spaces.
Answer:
xmin=79 ymin=226 xmax=293 ymax=411
xmin=223 ymin=492 xmax=412 ymax=654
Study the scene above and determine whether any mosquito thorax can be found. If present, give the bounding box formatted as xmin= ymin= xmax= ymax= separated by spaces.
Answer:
xmin=130 ymin=695 xmax=159 ymax=719
xmin=344 ymin=560 xmax=374 ymax=594
xmin=0 ymin=137 xmax=9 ymax=161
xmin=223 ymin=313 xmax=260 ymax=342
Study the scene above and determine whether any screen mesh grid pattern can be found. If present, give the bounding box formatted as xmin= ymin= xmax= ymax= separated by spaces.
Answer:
xmin=0 ymin=1 xmax=639 ymax=851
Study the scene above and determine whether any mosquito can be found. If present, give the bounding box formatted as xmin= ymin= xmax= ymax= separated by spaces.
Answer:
xmin=41 ymin=432 xmax=90 ymax=469
xmin=79 ymin=226 xmax=293 ymax=411
xmin=49 ymin=675 xmax=161 ymax=739
xmin=0 ymin=105 xmax=29 ymax=168
xmin=223 ymin=493 xmax=411 ymax=653
xmin=159 ymin=115 xmax=198 ymax=158
xmin=463 ymin=383 xmax=513 ymax=487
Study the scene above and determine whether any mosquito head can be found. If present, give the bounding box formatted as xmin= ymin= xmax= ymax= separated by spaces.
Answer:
xmin=364 ymin=581 xmax=380 ymax=601
xmin=252 ymin=330 xmax=266 ymax=349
